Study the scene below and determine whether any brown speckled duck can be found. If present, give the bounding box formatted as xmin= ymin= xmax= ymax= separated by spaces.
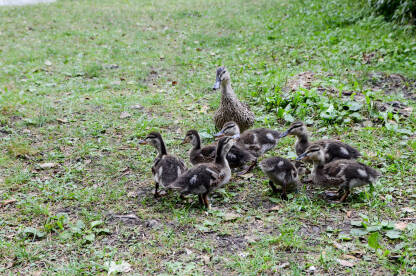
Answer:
xmin=213 ymin=66 xmax=255 ymax=132
xmin=280 ymin=121 xmax=361 ymax=163
xmin=139 ymin=132 xmax=187 ymax=198
xmin=182 ymin=129 xmax=257 ymax=175
xmin=259 ymin=157 xmax=299 ymax=200
xmin=214 ymin=121 xmax=281 ymax=157
xmin=296 ymin=145 xmax=380 ymax=202
xmin=168 ymin=137 xmax=235 ymax=209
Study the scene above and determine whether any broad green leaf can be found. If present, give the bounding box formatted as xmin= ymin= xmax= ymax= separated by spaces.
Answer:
xmin=368 ymin=232 xmax=380 ymax=249
xmin=385 ymin=230 xmax=402 ymax=240
xmin=350 ymin=228 xmax=368 ymax=236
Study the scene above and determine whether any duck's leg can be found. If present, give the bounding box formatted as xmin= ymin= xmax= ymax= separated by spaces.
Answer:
xmin=237 ymin=159 xmax=257 ymax=176
xmin=202 ymin=193 xmax=211 ymax=210
xmin=154 ymin=182 xmax=161 ymax=198
xmin=336 ymin=189 xmax=350 ymax=203
xmin=268 ymin=180 xmax=279 ymax=194
xmin=198 ymin=194 xmax=203 ymax=206
xmin=281 ymin=183 xmax=288 ymax=201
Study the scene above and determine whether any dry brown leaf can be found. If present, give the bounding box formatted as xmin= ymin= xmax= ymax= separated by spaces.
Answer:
xmin=1 ymin=199 xmax=17 ymax=206
xmin=239 ymin=173 xmax=253 ymax=179
xmin=120 ymin=112 xmax=131 ymax=119
xmin=267 ymin=205 xmax=280 ymax=212
xmin=56 ymin=118 xmax=68 ymax=124
xmin=346 ymin=211 xmax=352 ymax=218
xmin=337 ymin=259 xmax=355 ymax=267
xmin=39 ymin=163 xmax=57 ymax=169
xmin=402 ymin=207 xmax=415 ymax=213
xmin=395 ymin=221 xmax=408 ymax=231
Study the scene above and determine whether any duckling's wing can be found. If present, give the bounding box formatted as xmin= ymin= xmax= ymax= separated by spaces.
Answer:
xmin=200 ymin=145 xmax=217 ymax=159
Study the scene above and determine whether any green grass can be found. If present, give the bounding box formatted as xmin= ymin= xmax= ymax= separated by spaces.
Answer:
xmin=1 ymin=0 xmax=415 ymax=274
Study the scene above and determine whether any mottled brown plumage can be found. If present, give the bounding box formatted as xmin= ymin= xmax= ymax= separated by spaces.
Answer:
xmin=182 ymin=129 xmax=257 ymax=174
xmin=214 ymin=121 xmax=281 ymax=157
xmin=139 ymin=132 xmax=187 ymax=198
xmin=259 ymin=157 xmax=299 ymax=199
xmin=297 ymin=145 xmax=380 ymax=202
xmin=280 ymin=121 xmax=361 ymax=163
xmin=213 ymin=66 xmax=255 ymax=132
xmin=169 ymin=137 xmax=235 ymax=209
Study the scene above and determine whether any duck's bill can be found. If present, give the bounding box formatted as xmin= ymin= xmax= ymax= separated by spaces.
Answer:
xmin=279 ymin=130 xmax=289 ymax=138
xmin=138 ymin=140 xmax=147 ymax=145
xmin=213 ymin=80 xmax=221 ymax=90
xmin=296 ymin=152 xmax=307 ymax=161
xmin=181 ymin=137 xmax=190 ymax=144
xmin=213 ymin=130 xmax=224 ymax=138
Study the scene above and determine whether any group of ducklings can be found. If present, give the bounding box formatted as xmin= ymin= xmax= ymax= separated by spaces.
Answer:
xmin=139 ymin=66 xmax=380 ymax=209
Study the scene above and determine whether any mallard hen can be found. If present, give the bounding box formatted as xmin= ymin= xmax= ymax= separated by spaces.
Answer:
xmin=168 ymin=136 xmax=235 ymax=209
xmin=182 ymin=129 xmax=257 ymax=174
xmin=139 ymin=132 xmax=187 ymax=197
xmin=259 ymin=157 xmax=299 ymax=200
xmin=213 ymin=66 xmax=255 ymax=132
xmin=296 ymin=145 xmax=380 ymax=202
xmin=214 ymin=121 xmax=281 ymax=157
xmin=280 ymin=121 xmax=361 ymax=163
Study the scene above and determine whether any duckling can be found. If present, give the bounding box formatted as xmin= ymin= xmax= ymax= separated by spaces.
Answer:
xmin=280 ymin=121 xmax=361 ymax=163
xmin=168 ymin=137 xmax=235 ymax=209
xmin=259 ymin=157 xmax=299 ymax=200
xmin=296 ymin=145 xmax=380 ymax=202
xmin=182 ymin=129 xmax=257 ymax=174
xmin=214 ymin=121 xmax=281 ymax=157
xmin=213 ymin=66 xmax=255 ymax=132
xmin=139 ymin=132 xmax=187 ymax=198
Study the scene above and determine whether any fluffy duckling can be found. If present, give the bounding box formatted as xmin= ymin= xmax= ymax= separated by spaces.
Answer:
xmin=214 ymin=121 xmax=281 ymax=157
xmin=139 ymin=132 xmax=187 ymax=198
xmin=168 ymin=137 xmax=235 ymax=209
xmin=280 ymin=121 xmax=361 ymax=163
xmin=259 ymin=157 xmax=299 ymax=200
xmin=213 ymin=66 xmax=255 ymax=132
xmin=296 ymin=145 xmax=380 ymax=202
xmin=182 ymin=130 xmax=257 ymax=174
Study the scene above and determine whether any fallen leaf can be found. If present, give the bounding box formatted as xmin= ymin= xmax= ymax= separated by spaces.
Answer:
xmin=239 ymin=173 xmax=253 ymax=179
xmin=172 ymin=80 xmax=177 ymax=86
xmin=201 ymin=255 xmax=211 ymax=264
xmin=44 ymin=60 xmax=52 ymax=66
xmin=56 ymin=118 xmax=68 ymax=124
xmin=332 ymin=241 xmax=344 ymax=250
xmin=111 ymin=80 xmax=121 ymax=86
xmin=245 ymin=235 xmax=258 ymax=244
xmin=343 ymin=254 xmax=358 ymax=260
xmin=395 ymin=222 xmax=408 ymax=231
xmin=277 ymin=262 xmax=289 ymax=269
xmin=223 ymin=212 xmax=239 ymax=222
xmin=267 ymin=205 xmax=280 ymax=212
xmin=105 ymin=260 xmax=131 ymax=274
xmin=39 ymin=162 xmax=57 ymax=169
xmin=337 ymin=259 xmax=354 ymax=267
xmin=120 ymin=112 xmax=131 ymax=119
xmin=1 ymin=199 xmax=17 ymax=206
xmin=130 ymin=104 xmax=143 ymax=110
xmin=114 ymin=214 xmax=138 ymax=220
xmin=308 ymin=266 xmax=316 ymax=272
xmin=346 ymin=211 xmax=352 ymax=218
xmin=127 ymin=191 xmax=136 ymax=198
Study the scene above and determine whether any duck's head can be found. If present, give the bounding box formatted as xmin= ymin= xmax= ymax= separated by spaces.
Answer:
xmin=213 ymin=121 xmax=240 ymax=139
xmin=213 ymin=66 xmax=230 ymax=90
xmin=217 ymin=136 xmax=236 ymax=156
xmin=296 ymin=145 xmax=324 ymax=162
xmin=280 ymin=121 xmax=307 ymax=138
xmin=182 ymin=130 xmax=200 ymax=147
xmin=139 ymin=131 xmax=165 ymax=152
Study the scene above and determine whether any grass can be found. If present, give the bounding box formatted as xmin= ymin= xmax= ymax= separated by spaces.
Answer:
xmin=1 ymin=0 xmax=415 ymax=274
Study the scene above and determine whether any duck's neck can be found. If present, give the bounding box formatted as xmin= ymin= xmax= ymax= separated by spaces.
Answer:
xmin=297 ymin=133 xmax=309 ymax=148
xmin=192 ymin=135 xmax=201 ymax=150
xmin=215 ymin=149 xmax=227 ymax=165
xmin=158 ymin=139 xmax=168 ymax=156
xmin=221 ymin=80 xmax=237 ymax=101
